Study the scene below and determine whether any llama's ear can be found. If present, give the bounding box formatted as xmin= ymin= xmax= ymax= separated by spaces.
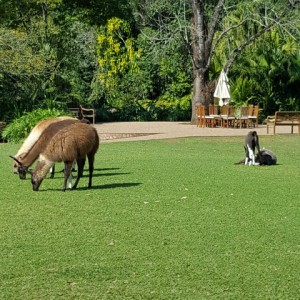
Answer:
xmin=9 ymin=155 xmax=22 ymax=166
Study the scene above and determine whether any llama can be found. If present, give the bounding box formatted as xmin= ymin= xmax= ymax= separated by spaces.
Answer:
xmin=13 ymin=116 xmax=77 ymax=176
xmin=12 ymin=122 xmax=99 ymax=191
xmin=12 ymin=118 xmax=80 ymax=180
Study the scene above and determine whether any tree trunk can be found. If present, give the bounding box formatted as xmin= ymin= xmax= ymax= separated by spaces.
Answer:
xmin=190 ymin=0 xmax=224 ymax=124
xmin=191 ymin=68 xmax=206 ymax=124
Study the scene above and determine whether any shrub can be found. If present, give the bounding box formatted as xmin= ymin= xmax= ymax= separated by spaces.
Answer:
xmin=2 ymin=108 xmax=70 ymax=143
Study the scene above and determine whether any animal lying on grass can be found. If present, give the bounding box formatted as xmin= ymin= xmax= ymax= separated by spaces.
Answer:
xmin=13 ymin=117 xmax=77 ymax=177
xmin=12 ymin=122 xmax=99 ymax=191
xmin=235 ymin=148 xmax=277 ymax=165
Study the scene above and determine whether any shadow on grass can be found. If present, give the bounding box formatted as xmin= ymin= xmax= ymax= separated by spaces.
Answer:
xmin=38 ymin=182 xmax=142 ymax=192
xmin=77 ymin=182 xmax=142 ymax=191
xmin=52 ymin=169 xmax=129 ymax=179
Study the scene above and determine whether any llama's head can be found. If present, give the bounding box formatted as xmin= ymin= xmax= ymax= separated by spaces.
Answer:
xmin=10 ymin=156 xmax=28 ymax=179
xmin=30 ymin=160 xmax=50 ymax=191
xmin=30 ymin=171 xmax=43 ymax=191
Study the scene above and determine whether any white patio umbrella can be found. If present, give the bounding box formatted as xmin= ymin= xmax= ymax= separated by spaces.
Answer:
xmin=214 ymin=69 xmax=230 ymax=106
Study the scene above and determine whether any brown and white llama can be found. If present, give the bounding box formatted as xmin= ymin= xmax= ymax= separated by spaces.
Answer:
xmin=12 ymin=122 xmax=99 ymax=191
xmin=13 ymin=116 xmax=77 ymax=176
xmin=12 ymin=118 xmax=81 ymax=180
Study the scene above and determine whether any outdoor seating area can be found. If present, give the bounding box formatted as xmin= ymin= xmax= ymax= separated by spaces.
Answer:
xmin=197 ymin=104 xmax=259 ymax=128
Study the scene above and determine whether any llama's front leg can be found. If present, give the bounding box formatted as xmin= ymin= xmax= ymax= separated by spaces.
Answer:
xmin=62 ymin=162 xmax=73 ymax=191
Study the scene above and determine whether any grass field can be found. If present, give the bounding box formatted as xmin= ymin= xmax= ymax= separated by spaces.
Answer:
xmin=1 ymin=134 xmax=300 ymax=299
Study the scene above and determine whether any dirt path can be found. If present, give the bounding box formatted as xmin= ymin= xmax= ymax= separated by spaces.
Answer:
xmin=93 ymin=121 xmax=297 ymax=143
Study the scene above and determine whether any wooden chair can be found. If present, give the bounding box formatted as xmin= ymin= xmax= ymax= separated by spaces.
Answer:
xmin=247 ymin=105 xmax=254 ymax=117
xmin=236 ymin=106 xmax=250 ymax=128
xmin=221 ymin=105 xmax=236 ymax=128
xmin=80 ymin=105 xmax=96 ymax=124
xmin=205 ymin=104 xmax=220 ymax=127
xmin=196 ymin=105 xmax=205 ymax=127
xmin=248 ymin=105 xmax=259 ymax=128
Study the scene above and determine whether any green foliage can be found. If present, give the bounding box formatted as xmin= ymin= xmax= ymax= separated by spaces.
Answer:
xmin=2 ymin=108 xmax=69 ymax=142
xmin=99 ymin=95 xmax=191 ymax=122
xmin=95 ymin=17 xmax=142 ymax=107
xmin=0 ymin=0 xmax=300 ymax=121
xmin=1 ymin=135 xmax=300 ymax=298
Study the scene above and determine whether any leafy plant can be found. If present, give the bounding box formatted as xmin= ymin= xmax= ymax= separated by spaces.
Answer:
xmin=2 ymin=108 xmax=70 ymax=142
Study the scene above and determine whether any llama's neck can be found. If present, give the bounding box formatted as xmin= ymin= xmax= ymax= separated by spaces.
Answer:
xmin=18 ymin=134 xmax=50 ymax=167
xmin=33 ymin=155 xmax=53 ymax=179
xmin=16 ymin=129 xmax=42 ymax=157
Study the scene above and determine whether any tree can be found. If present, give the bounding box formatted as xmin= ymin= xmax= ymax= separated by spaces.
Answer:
xmin=94 ymin=17 xmax=144 ymax=107
xmin=190 ymin=0 xmax=300 ymax=122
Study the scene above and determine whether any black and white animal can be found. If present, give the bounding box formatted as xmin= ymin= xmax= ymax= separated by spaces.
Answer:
xmin=12 ymin=122 xmax=99 ymax=191
xmin=235 ymin=148 xmax=277 ymax=166
xmin=244 ymin=131 xmax=260 ymax=166
xmin=256 ymin=148 xmax=277 ymax=165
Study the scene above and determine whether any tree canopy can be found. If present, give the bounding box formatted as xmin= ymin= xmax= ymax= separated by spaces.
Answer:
xmin=0 ymin=0 xmax=299 ymax=122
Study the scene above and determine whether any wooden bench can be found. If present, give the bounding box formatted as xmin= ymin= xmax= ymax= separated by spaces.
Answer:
xmin=69 ymin=107 xmax=80 ymax=118
xmin=267 ymin=111 xmax=300 ymax=134
xmin=80 ymin=105 xmax=96 ymax=124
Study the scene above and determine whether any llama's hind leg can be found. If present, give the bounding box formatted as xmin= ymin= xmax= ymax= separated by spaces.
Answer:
xmin=72 ymin=158 xmax=85 ymax=189
xmin=62 ymin=162 xmax=73 ymax=191
xmin=49 ymin=164 xmax=55 ymax=179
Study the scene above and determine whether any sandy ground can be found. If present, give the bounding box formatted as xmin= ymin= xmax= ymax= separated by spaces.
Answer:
xmin=93 ymin=121 xmax=299 ymax=143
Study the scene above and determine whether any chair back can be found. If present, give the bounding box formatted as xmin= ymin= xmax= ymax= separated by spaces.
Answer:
xmin=197 ymin=105 xmax=205 ymax=117
xmin=252 ymin=105 xmax=259 ymax=117
xmin=228 ymin=106 xmax=236 ymax=117
xmin=220 ymin=105 xmax=229 ymax=116
xmin=196 ymin=105 xmax=206 ymax=127
xmin=247 ymin=105 xmax=254 ymax=116
xmin=239 ymin=106 xmax=248 ymax=117
xmin=208 ymin=104 xmax=218 ymax=116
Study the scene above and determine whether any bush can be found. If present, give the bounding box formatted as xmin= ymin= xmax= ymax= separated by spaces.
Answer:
xmin=97 ymin=96 xmax=191 ymax=122
xmin=2 ymin=108 xmax=70 ymax=143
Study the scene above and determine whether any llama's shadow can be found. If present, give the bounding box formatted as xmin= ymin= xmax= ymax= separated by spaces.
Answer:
xmin=41 ymin=167 xmax=142 ymax=191
xmin=76 ymin=182 xmax=142 ymax=191
xmin=42 ymin=182 xmax=142 ymax=192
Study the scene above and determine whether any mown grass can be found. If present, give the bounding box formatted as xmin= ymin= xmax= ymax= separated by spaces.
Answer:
xmin=1 ymin=134 xmax=300 ymax=299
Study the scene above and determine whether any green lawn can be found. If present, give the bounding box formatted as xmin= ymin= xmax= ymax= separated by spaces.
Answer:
xmin=1 ymin=134 xmax=300 ymax=299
